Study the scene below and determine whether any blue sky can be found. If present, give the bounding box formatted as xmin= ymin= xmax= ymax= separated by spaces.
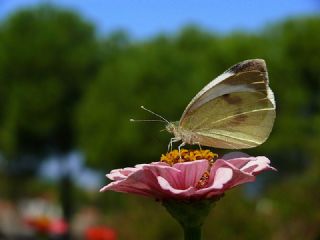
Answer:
xmin=0 ymin=0 xmax=319 ymax=39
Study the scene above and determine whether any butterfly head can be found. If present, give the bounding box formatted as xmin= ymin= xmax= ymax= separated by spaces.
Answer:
xmin=165 ymin=122 xmax=178 ymax=133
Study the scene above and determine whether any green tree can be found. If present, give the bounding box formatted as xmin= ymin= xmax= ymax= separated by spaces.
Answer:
xmin=0 ymin=5 xmax=99 ymax=158
xmin=0 ymin=5 xmax=100 ymax=237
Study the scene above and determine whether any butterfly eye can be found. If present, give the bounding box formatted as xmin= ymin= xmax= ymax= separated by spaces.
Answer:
xmin=166 ymin=123 xmax=174 ymax=133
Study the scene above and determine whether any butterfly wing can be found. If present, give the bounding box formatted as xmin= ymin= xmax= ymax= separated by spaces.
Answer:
xmin=179 ymin=59 xmax=276 ymax=149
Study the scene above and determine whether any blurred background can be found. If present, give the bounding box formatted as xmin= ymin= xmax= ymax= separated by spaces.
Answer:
xmin=0 ymin=0 xmax=319 ymax=239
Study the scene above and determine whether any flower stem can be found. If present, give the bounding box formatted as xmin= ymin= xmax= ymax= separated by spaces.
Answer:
xmin=162 ymin=197 xmax=223 ymax=240
xmin=183 ymin=224 xmax=202 ymax=240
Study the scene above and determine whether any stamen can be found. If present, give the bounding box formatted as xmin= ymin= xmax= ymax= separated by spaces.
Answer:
xmin=196 ymin=171 xmax=210 ymax=189
xmin=160 ymin=149 xmax=218 ymax=165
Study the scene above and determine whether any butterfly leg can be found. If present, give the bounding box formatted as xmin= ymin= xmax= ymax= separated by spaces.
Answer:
xmin=195 ymin=142 xmax=202 ymax=151
xmin=168 ymin=137 xmax=181 ymax=152
xmin=178 ymin=142 xmax=186 ymax=159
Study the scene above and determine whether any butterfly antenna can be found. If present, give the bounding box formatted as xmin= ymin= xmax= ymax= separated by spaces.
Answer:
xmin=140 ymin=106 xmax=170 ymax=124
xmin=129 ymin=119 xmax=166 ymax=123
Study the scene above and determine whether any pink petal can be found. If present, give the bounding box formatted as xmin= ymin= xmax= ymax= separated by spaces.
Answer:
xmin=210 ymin=159 xmax=256 ymax=188
xmin=157 ymin=176 xmax=195 ymax=198
xmin=227 ymin=168 xmax=256 ymax=188
xmin=173 ymin=160 xmax=209 ymax=189
xmin=106 ymin=166 xmax=142 ymax=180
xmin=240 ymin=156 xmax=276 ymax=175
xmin=211 ymin=167 xmax=233 ymax=189
xmin=101 ymin=168 xmax=164 ymax=198
xmin=100 ymin=180 xmax=155 ymax=198
xmin=143 ymin=164 xmax=182 ymax=189
xmin=225 ymin=158 xmax=252 ymax=169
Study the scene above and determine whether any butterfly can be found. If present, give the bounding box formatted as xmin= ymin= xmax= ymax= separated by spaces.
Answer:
xmin=165 ymin=59 xmax=276 ymax=151
xmin=132 ymin=59 xmax=276 ymax=151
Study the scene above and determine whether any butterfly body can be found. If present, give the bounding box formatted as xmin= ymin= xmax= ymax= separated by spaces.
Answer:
xmin=166 ymin=122 xmax=200 ymax=145
xmin=166 ymin=59 xmax=276 ymax=150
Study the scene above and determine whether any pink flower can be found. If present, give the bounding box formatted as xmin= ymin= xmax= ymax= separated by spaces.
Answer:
xmin=100 ymin=150 xmax=275 ymax=200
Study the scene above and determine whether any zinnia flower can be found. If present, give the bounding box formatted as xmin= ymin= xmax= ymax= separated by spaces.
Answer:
xmin=100 ymin=149 xmax=275 ymax=240
xmin=100 ymin=149 xmax=275 ymax=200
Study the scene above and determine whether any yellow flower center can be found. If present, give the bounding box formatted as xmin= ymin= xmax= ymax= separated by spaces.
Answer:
xmin=160 ymin=149 xmax=218 ymax=165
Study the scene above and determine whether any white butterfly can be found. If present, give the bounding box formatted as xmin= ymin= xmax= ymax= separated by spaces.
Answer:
xmin=133 ymin=59 xmax=276 ymax=151
xmin=166 ymin=59 xmax=276 ymax=149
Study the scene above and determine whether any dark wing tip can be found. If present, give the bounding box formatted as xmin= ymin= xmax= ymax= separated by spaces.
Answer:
xmin=227 ymin=59 xmax=267 ymax=74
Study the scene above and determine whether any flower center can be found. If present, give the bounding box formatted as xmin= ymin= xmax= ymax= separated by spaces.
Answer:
xmin=196 ymin=171 xmax=211 ymax=189
xmin=160 ymin=149 xmax=218 ymax=165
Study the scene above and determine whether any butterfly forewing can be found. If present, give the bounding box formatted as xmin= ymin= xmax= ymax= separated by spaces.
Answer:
xmin=178 ymin=59 xmax=276 ymax=149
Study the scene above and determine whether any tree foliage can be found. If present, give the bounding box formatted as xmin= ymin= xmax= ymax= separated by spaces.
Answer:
xmin=0 ymin=5 xmax=99 ymax=161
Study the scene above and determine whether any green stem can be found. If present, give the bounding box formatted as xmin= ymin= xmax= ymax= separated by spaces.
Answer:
xmin=183 ymin=224 xmax=202 ymax=240
xmin=162 ymin=197 xmax=223 ymax=240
